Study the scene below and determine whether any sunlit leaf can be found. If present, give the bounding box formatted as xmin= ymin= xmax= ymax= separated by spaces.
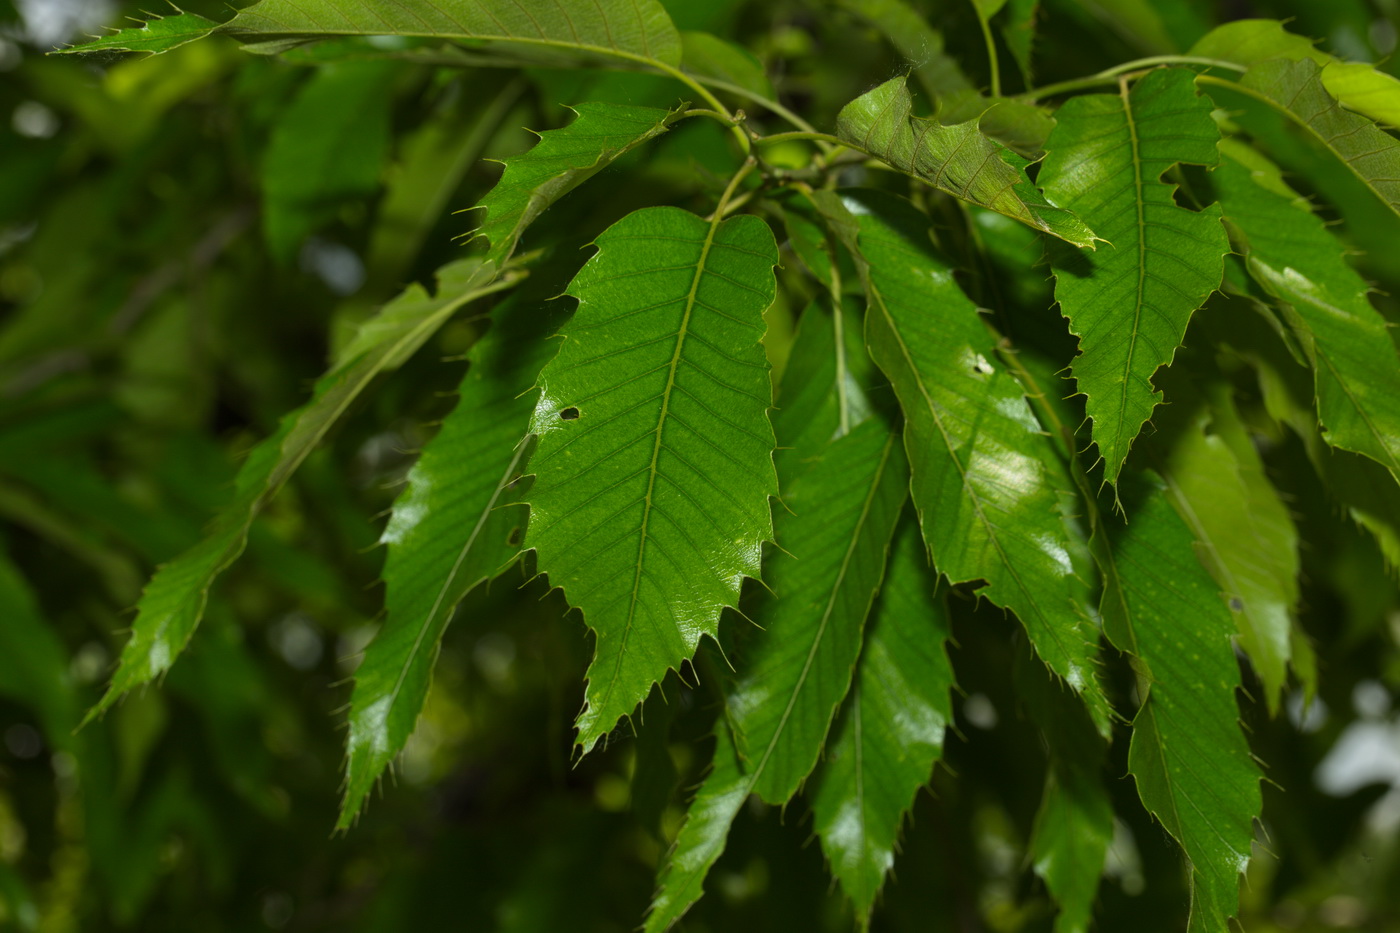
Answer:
xmin=57 ymin=9 xmax=218 ymax=54
xmin=525 ymin=206 xmax=779 ymax=754
xmin=837 ymin=77 xmax=1097 ymax=248
xmin=1038 ymin=66 xmax=1228 ymax=487
xmin=820 ymin=188 xmax=1113 ymax=736
xmin=811 ymin=516 xmax=953 ymax=922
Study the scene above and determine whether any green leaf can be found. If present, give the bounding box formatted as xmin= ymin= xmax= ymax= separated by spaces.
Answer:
xmin=1100 ymin=471 xmax=1261 ymax=933
xmin=644 ymin=418 xmax=906 ymax=931
xmin=836 ymin=77 xmax=1097 ymax=248
xmin=681 ymin=31 xmax=773 ymax=99
xmin=262 ymin=61 xmax=397 ymax=261
xmin=1212 ymin=142 xmax=1400 ymax=484
xmin=836 ymin=0 xmax=977 ymax=102
xmin=1038 ymin=67 xmax=1228 ymax=487
xmin=525 ymin=206 xmax=779 ymax=754
xmin=823 ymin=188 xmax=1113 ymax=737
xmin=1017 ymin=653 xmax=1112 ymax=933
xmin=810 ymin=516 xmax=953 ymax=922
xmin=729 ymin=419 xmax=908 ymax=802
xmin=1190 ymin=19 xmax=1400 ymax=128
xmin=57 ymin=9 xmax=219 ymax=54
xmin=1148 ymin=382 xmax=1297 ymax=713
xmin=0 ymin=551 xmax=76 ymax=743
xmin=339 ymin=298 xmax=559 ymax=828
xmin=644 ymin=723 xmax=748 ymax=933
xmin=1231 ymin=58 xmax=1400 ymax=220
xmin=86 ymin=258 xmax=512 ymax=723
xmin=472 ymin=102 xmax=681 ymax=269
xmin=1001 ymin=0 xmax=1039 ymax=84
xmin=63 ymin=0 xmax=682 ymax=65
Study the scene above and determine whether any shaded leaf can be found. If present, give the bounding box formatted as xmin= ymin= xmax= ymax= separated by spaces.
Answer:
xmin=811 ymin=516 xmax=953 ymax=922
xmin=525 ymin=207 xmax=779 ymax=754
xmin=837 ymin=77 xmax=1096 ymax=248
xmin=1233 ymin=57 xmax=1400 ymax=220
xmin=339 ymin=298 xmax=560 ymax=827
xmin=0 ymin=550 xmax=76 ymax=743
xmin=836 ymin=0 xmax=976 ymax=102
xmin=1213 ymin=142 xmax=1400 ymax=484
xmin=471 ymin=102 xmax=680 ymax=269
xmin=681 ymin=31 xmax=773 ymax=99
xmin=1148 ymin=381 xmax=1297 ymax=713
xmin=262 ymin=61 xmax=397 ymax=261
xmin=1038 ymin=67 xmax=1228 ymax=486
xmin=1190 ymin=19 xmax=1400 ymax=127
xmin=87 ymin=258 xmax=513 ymax=721
xmin=1100 ymin=471 xmax=1261 ymax=933
xmin=1001 ymin=0 xmax=1039 ymax=85
xmin=729 ymin=419 xmax=908 ymax=802
xmin=1018 ymin=652 xmax=1112 ymax=933
xmin=63 ymin=0 xmax=682 ymax=66
xmin=821 ymin=188 xmax=1113 ymax=736
xmin=644 ymin=724 xmax=748 ymax=933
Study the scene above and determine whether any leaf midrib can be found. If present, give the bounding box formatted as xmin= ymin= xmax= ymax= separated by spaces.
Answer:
xmin=601 ymin=211 xmax=730 ymax=712
xmin=1116 ymin=78 xmax=1149 ymax=467
xmin=746 ymin=431 xmax=898 ymax=792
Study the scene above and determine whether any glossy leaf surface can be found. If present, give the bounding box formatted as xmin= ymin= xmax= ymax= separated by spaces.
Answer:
xmin=339 ymin=299 xmax=558 ymax=827
xmin=811 ymin=517 xmax=954 ymax=922
xmin=826 ymin=188 xmax=1113 ymax=736
xmin=729 ymin=418 xmax=907 ymax=802
xmin=1100 ymin=472 xmax=1260 ymax=933
xmin=525 ymin=207 xmax=779 ymax=753
xmin=836 ymin=77 xmax=1097 ymax=248
xmin=1039 ymin=67 xmax=1228 ymax=486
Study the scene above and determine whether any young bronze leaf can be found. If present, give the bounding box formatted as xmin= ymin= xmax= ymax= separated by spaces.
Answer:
xmin=835 ymin=77 xmax=1097 ymax=248
xmin=823 ymin=188 xmax=1113 ymax=737
xmin=525 ymin=207 xmax=779 ymax=755
xmin=339 ymin=298 xmax=559 ymax=828
xmin=1038 ymin=67 xmax=1229 ymax=487
xmin=1214 ymin=142 xmax=1400 ymax=484
xmin=810 ymin=515 xmax=954 ymax=923
xmin=472 ymin=102 xmax=682 ymax=269
xmin=85 ymin=259 xmax=511 ymax=724
xmin=1099 ymin=472 xmax=1261 ymax=933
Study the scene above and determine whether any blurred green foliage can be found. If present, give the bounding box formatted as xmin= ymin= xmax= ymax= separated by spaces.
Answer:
xmin=2 ymin=1 xmax=1400 ymax=931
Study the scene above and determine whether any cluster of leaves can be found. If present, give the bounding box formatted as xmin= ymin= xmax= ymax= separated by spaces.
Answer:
xmin=5 ymin=0 xmax=1400 ymax=930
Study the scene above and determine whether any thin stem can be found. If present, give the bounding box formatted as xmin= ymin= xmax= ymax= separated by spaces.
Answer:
xmin=1018 ymin=55 xmax=1246 ymax=101
xmin=706 ymin=159 xmax=759 ymax=223
xmin=829 ymin=260 xmax=850 ymax=437
xmin=976 ymin=8 xmax=1002 ymax=99
xmin=682 ymin=108 xmax=737 ymax=125
xmin=646 ymin=59 xmax=752 ymax=155
xmin=757 ymin=130 xmax=856 ymax=151
xmin=691 ymin=75 xmax=824 ymax=138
